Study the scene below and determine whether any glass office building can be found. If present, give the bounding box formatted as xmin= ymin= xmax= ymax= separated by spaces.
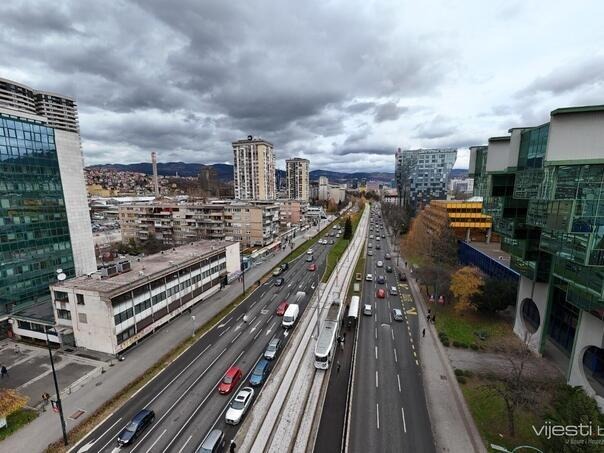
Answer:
xmin=0 ymin=113 xmax=75 ymax=314
xmin=469 ymin=105 xmax=604 ymax=409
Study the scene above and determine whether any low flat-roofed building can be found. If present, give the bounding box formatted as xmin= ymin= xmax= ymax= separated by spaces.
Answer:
xmin=423 ymin=198 xmax=494 ymax=242
xmin=49 ymin=240 xmax=240 ymax=355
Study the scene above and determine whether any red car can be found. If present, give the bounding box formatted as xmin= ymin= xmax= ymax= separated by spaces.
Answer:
xmin=376 ymin=288 xmax=386 ymax=299
xmin=276 ymin=301 xmax=289 ymax=316
xmin=218 ymin=366 xmax=242 ymax=394
xmin=308 ymin=263 xmax=317 ymax=271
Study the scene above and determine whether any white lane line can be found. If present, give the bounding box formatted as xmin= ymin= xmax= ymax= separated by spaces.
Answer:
xmin=130 ymin=348 xmax=227 ymax=452
xmin=265 ymin=316 xmax=272 ymax=325
xmin=391 ymin=329 xmax=394 ymax=341
xmin=394 ymin=348 xmax=398 ymax=363
xmin=177 ymin=435 xmax=193 ymax=453
xmin=231 ymin=331 xmax=243 ymax=344
xmin=254 ymin=329 xmax=261 ymax=340
xmin=416 ymin=359 xmax=419 ymax=366
xmin=271 ymin=294 xmax=277 ymax=300
xmin=266 ymin=320 xmax=277 ymax=335
xmin=389 ymin=313 xmax=392 ymax=323
xmin=376 ymin=403 xmax=380 ymax=430
xmin=93 ymin=417 xmax=124 ymax=452
xmin=262 ymin=304 xmax=268 ymax=310
xmin=401 ymin=407 xmax=407 ymax=433
xmin=397 ymin=374 xmax=401 ymax=392
xmin=375 ymin=327 xmax=377 ymax=339
xmin=375 ymin=370 xmax=379 ymax=388
xmin=219 ymin=326 xmax=231 ymax=337
xmin=145 ymin=429 xmax=167 ymax=453
xmin=375 ymin=346 xmax=378 ymax=360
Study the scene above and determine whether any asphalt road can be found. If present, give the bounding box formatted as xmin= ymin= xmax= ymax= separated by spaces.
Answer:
xmin=348 ymin=206 xmax=435 ymax=453
xmin=75 ymin=234 xmax=336 ymax=453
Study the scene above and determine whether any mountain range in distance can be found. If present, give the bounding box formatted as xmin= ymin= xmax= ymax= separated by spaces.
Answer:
xmin=87 ymin=162 xmax=468 ymax=183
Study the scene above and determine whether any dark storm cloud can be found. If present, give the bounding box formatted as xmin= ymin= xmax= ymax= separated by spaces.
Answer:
xmin=374 ymin=102 xmax=407 ymax=122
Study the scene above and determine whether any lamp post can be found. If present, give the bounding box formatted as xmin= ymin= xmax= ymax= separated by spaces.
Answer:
xmin=45 ymin=326 xmax=68 ymax=446
xmin=190 ymin=315 xmax=196 ymax=338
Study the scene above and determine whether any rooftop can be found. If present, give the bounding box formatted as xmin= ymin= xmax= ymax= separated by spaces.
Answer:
xmin=464 ymin=241 xmax=511 ymax=269
xmin=52 ymin=240 xmax=236 ymax=296
xmin=12 ymin=300 xmax=55 ymax=325
xmin=232 ymin=136 xmax=274 ymax=146
xmin=488 ymin=136 xmax=511 ymax=143
xmin=551 ymin=104 xmax=604 ymax=116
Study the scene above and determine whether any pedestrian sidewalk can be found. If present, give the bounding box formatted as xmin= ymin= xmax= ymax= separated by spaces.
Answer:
xmin=0 ymin=221 xmax=331 ymax=453
xmin=384 ymin=223 xmax=486 ymax=453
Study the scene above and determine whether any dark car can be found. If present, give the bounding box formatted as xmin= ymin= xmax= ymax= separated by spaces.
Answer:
xmin=385 ymin=253 xmax=391 ymax=260
xmin=385 ymin=265 xmax=393 ymax=273
xmin=117 ymin=409 xmax=155 ymax=446
xmin=377 ymin=275 xmax=386 ymax=284
xmin=399 ymin=272 xmax=407 ymax=282
xmin=281 ymin=262 xmax=289 ymax=271
xmin=274 ymin=278 xmax=284 ymax=286
xmin=249 ymin=359 xmax=271 ymax=386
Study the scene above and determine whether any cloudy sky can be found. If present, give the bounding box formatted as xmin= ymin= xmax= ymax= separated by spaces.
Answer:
xmin=1 ymin=0 xmax=603 ymax=172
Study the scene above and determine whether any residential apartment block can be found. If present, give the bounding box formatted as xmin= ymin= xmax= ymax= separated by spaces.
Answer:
xmin=233 ymin=136 xmax=276 ymax=200
xmin=286 ymin=157 xmax=310 ymax=201
xmin=469 ymin=104 xmax=604 ymax=409
xmin=47 ymin=241 xmax=240 ymax=354
xmin=0 ymin=78 xmax=95 ymax=330
xmin=395 ymin=147 xmax=457 ymax=209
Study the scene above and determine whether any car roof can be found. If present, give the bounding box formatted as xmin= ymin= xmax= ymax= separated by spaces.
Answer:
xmin=269 ymin=337 xmax=280 ymax=345
xmin=235 ymin=388 xmax=253 ymax=401
xmin=226 ymin=366 xmax=241 ymax=377
xmin=132 ymin=409 xmax=152 ymax=422
xmin=393 ymin=308 xmax=402 ymax=314
xmin=255 ymin=359 xmax=270 ymax=369
xmin=201 ymin=429 xmax=224 ymax=447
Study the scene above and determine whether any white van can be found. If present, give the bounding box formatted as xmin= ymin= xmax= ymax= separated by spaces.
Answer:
xmin=282 ymin=304 xmax=300 ymax=329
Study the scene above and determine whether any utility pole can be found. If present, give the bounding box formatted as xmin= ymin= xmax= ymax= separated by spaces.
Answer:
xmin=46 ymin=327 xmax=68 ymax=446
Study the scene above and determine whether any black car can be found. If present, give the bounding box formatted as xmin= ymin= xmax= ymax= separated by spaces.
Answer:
xmin=377 ymin=275 xmax=386 ymax=284
xmin=117 ymin=409 xmax=155 ymax=446
xmin=274 ymin=278 xmax=284 ymax=286
xmin=281 ymin=262 xmax=289 ymax=271
xmin=399 ymin=272 xmax=407 ymax=282
xmin=386 ymin=265 xmax=393 ymax=273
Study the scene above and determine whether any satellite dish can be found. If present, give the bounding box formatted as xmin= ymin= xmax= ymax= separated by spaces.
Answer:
xmin=57 ymin=273 xmax=67 ymax=282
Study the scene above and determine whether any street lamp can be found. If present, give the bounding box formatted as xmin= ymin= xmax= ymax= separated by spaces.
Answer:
xmin=45 ymin=326 xmax=68 ymax=446
xmin=190 ymin=315 xmax=196 ymax=338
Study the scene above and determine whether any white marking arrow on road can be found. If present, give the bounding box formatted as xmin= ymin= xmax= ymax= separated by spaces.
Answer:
xmin=266 ymin=321 xmax=277 ymax=335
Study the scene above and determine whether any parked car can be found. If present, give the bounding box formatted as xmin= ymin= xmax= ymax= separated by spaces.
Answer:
xmin=308 ymin=263 xmax=317 ymax=271
xmin=392 ymin=309 xmax=404 ymax=322
xmin=307 ymin=248 xmax=313 ymax=255
xmin=368 ymin=250 xmax=373 ymax=256
xmin=117 ymin=409 xmax=155 ymax=446
xmin=274 ymin=277 xmax=284 ymax=286
xmin=249 ymin=359 xmax=271 ymax=386
xmin=377 ymin=275 xmax=386 ymax=284
xmin=225 ymin=387 xmax=254 ymax=425
xmin=329 ymin=239 xmax=335 ymax=245
xmin=376 ymin=244 xmax=381 ymax=250
xmin=355 ymin=272 xmax=362 ymax=281
xmin=281 ymin=262 xmax=289 ymax=271
xmin=272 ymin=268 xmax=282 ymax=277
xmin=264 ymin=337 xmax=281 ymax=360
xmin=363 ymin=304 xmax=373 ymax=316
xmin=385 ymin=253 xmax=391 ymax=260
xmin=276 ymin=301 xmax=289 ymax=316
xmin=197 ymin=429 xmax=225 ymax=453
xmin=389 ymin=286 xmax=398 ymax=295
xmin=386 ymin=265 xmax=393 ymax=273
xmin=368 ymin=242 xmax=373 ymax=248
xmin=376 ymin=288 xmax=386 ymax=299
xmin=218 ymin=367 xmax=243 ymax=394
xmin=365 ymin=273 xmax=373 ymax=281
xmin=399 ymin=272 xmax=407 ymax=282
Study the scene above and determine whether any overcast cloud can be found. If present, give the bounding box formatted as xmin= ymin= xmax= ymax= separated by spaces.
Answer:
xmin=1 ymin=0 xmax=604 ymax=172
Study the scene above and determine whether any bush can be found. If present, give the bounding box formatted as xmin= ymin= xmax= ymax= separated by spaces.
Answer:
xmin=457 ymin=375 xmax=467 ymax=384
xmin=470 ymin=343 xmax=479 ymax=350
xmin=453 ymin=340 xmax=462 ymax=348
xmin=454 ymin=368 xmax=464 ymax=376
xmin=460 ymin=342 xmax=469 ymax=349
xmin=464 ymin=370 xmax=473 ymax=378
xmin=441 ymin=338 xmax=450 ymax=347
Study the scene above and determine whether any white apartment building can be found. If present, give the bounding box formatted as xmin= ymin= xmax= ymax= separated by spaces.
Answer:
xmin=286 ymin=157 xmax=310 ymax=201
xmin=48 ymin=241 xmax=240 ymax=355
xmin=233 ymin=136 xmax=276 ymax=200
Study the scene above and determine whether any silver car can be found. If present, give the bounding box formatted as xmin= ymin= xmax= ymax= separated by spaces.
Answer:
xmin=392 ymin=309 xmax=403 ymax=322
xmin=225 ymin=387 xmax=254 ymax=425
xmin=363 ymin=304 xmax=372 ymax=316
xmin=264 ymin=337 xmax=281 ymax=360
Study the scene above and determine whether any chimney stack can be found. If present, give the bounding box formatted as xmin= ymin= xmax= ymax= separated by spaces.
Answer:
xmin=151 ymin=151 xmax=159 ymax=197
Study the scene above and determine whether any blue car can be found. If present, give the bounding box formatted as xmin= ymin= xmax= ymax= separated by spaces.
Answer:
xmin=249 ymin=359 xmax=271 ymax=386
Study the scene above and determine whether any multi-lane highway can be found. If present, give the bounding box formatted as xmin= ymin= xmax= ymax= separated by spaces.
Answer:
xmin=75 ymin=233 xmax=336 ymax=453
xmin=348 ymin=205 xmax=434 ymax=453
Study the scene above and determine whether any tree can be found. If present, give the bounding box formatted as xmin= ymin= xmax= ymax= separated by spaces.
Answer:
xmin=541 ymin=385 xmax=604 ymax=453
xmin=472 ymin=277 xmax=518 ymax=312
xmin=0 ymin=389 xmax=28 ymax=428
xmin=343 ymin=217 xmax=353 ymax=240
xmin=483 ymin=338 xmax=535 ymax=438
xmin=450 ymin=266 xmax=484 ymax=313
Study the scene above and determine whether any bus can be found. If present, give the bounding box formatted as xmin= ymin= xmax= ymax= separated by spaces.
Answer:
xmin=347 ymin=296 xmax=360 ymax=328
xmin=314 ymin=302 xmax=340 ymax=369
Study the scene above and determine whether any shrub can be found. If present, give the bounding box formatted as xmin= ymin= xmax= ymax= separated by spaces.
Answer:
xmin=460 ymin=342 xmax=469 ymax=349
xmin=464 ymin=370 xmax=473 ymax=378
xmin=457 ymin=375 xmax=467 ymax=384
xmin=441 ymin=338 xmax=450 ymax=347
xmin=454 ymin=368 xmax=464 ymax=376
xmin=470 ymin=343 xmax=479 ymax=350
xmin=453 ymin=340 xmax=462 ymax=348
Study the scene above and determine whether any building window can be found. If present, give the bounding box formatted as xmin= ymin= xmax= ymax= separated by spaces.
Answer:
xmin=54 ymin=291 xmax=69 ymax=302
xmin=57 ymin=309 xmax=71 ymax=320
xmin=78 ymin=313 xmax=87 ymax=324
xmin=76 ymin=293 xmax=85 ymax=305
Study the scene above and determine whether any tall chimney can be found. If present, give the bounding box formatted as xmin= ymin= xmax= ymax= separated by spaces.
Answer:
xmin=151 ymin=151 xmax=159 ymax=197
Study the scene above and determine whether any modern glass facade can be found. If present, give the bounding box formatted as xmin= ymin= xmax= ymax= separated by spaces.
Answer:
xmin=0 ymin=113 xmax=75 ymax=313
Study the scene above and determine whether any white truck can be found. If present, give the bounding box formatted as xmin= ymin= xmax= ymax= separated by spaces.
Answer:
xmin=282 ymin=304 xmax=300 ymax=329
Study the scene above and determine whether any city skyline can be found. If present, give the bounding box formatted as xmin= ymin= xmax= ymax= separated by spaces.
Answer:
xmin=2 ymin=1 xmax=604 ymax=172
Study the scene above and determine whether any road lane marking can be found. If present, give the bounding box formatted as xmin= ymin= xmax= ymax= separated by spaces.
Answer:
xmin=416 ymin=359 xmax=419 ymax=366
xmin=376 ymin=403 xmax=380 ymax=430
xmin=397 ymin=374 xmax=401 ymax=392
xmin=394 ymin=348 xmax=398 ymax=363
xmin=254 ymin=329 xmax=262 ymax=340
xmin=391 ymin=329 xmax=394 ymax=341
xmin=401 ymin=407 xmax=407 ymax=433
xmin=219 ymin=326 xmax=231 ymax=337
xmin=130 ymin=348 xmax=227 ymax=452
xmin=375 ymin=370 xmax=379 ymax=388
xmin=375 ymin=346 xmax=378 ymax=360
xmin=271 ymin=294 xmax=277 ymax=300
xmin=145 ymin=429 xmax=167 ymax=453
xmin=231 ymin=331 xmax=243 ymax=344
xmin=375 ymin=327 xmax=377 ymax=340
xmin=177 ymin=435 xmax=193 ymax=453
xmin=217 ymin=317 xmax=232 ymax=328
xmin=266 ymin=320 xmax=277 ymax=335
